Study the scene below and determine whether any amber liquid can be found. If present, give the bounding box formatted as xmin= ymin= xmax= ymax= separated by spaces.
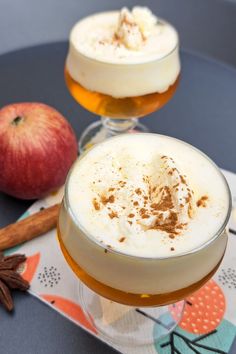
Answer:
xmin=65 ymin=69 xmax=180 ymax=119
xmin=58 ymin=227 xmax=221 ymax=307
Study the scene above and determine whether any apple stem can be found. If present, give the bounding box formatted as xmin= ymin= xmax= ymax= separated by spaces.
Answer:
xmin=11 ymin=116 xmax=24 ymax=126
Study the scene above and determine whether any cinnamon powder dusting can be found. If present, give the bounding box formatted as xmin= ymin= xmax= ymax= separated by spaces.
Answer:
xmin=180 ymin=175 xmax=187 ymax=185
xmin=108 ymin=211 xmax=118 ymax=219
xmin=197 ymin=195 xmax=209 ymax=208
xmin=101 ymin=194 xmax=115 ymax=205
xmin=92 ymin=198 xmax=100 ymax=211
xmin=91 ymin=155 xmax=196 ymax=240
xmin=119 ymin=237 xmax=126 ymax=243
xmin=139 ymin=208 xmax=147 ymax=215
xmin=119 ymin=180 xmax=126 ymax=187
xmin=135 ymin=188 xmax=142 ymax=195
xmin=153 ymin=186 xmax=174 ymax=211
xmin=152 ymin=210 xmax=180 ymax=236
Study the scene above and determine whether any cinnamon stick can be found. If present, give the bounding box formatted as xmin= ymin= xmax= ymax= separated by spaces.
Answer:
xmin=0 ymin=204 xmax=60 ymax=251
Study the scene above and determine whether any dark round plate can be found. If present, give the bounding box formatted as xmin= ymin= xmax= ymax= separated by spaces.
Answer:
xmin=0 ymin=42 xmax=236 ymax=354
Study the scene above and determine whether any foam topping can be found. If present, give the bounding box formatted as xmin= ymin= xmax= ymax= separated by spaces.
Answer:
xmin=69 ymin=7 xmax=178 ymax=64
xmin=68 ymin=134 xmax=229 ymax=257
xmin=115 ymin=7 xmax=158 ymax=50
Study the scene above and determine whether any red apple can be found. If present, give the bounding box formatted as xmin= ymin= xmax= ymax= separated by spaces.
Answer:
xmin=0 ymin=102 xmax=77 ymax=199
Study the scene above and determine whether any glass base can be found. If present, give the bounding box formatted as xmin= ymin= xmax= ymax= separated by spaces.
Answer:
xmin=78 ymin=282 xmax=185 ymax=346
xmin=79 ymin=117 xmax=149 ymax=154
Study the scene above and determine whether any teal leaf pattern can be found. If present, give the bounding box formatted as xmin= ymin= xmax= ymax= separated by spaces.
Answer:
xmin=155 ymin=319 xmax=236 ymax=354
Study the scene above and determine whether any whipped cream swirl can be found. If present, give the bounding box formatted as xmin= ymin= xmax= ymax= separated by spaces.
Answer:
xmin=115 ymin=7 xmax=158 ymax=50
xmin=92 ymin=155 xmax=195 ymax=238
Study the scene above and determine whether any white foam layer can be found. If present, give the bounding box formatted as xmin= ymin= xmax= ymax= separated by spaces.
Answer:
xmin=68 ymin=134 xmax=230 ymax=258
xmin=66 ymin=8 xmax=180 ymax=97
xmin=70 ymin=9 xmax=177 ymax=63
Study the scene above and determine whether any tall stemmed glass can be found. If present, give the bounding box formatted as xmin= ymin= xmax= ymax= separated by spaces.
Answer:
xmin=65 ymin=13 xmax=180 ymax=153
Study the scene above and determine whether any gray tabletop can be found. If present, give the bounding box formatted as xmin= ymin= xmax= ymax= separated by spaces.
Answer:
xmin=0 ymin=1 xmax=236 ymax=353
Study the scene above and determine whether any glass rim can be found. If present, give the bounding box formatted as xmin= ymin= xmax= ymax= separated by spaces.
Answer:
xmin=64 ymin=133 xmax=232 ymax=261
xmin=69 ymin=15 xmax=180 ymax=66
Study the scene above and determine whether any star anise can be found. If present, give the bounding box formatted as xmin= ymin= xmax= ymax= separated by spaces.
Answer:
xmin=0 ymin=252 xmax=29 ymax=311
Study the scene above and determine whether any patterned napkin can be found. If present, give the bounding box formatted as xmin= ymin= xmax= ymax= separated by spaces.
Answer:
xmin=6 ymin=169 xmax=236 ymax=354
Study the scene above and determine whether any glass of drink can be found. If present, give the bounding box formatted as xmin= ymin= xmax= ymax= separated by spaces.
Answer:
xmin=58 ymin=133 xmax=231 ymax=345
xmin=65 ymin=7 xmax=180 ymax=152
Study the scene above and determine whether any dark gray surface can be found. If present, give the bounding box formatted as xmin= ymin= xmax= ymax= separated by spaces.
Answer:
xmin=0 ymin=41 xmax=236 ymax=354
xmin=0 ymin=292 xmax=118 ymax=354
xmin=1 ymin=0 xmax=236 ymax=66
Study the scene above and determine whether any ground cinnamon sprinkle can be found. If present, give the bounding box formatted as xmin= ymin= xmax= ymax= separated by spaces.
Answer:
xmin=108 ymin=211 xmax=118 ymax=219
xmin=101 ymin=194 xmax=115 ymax=205
xmin=135 ymin=188 xmax=142 ymax=195
xmin=119 ymin=181 xmax=126 ymax=187
xmin=154 ymin=186 xmax=174 ymax=211
xmin=156 ymin=213 xmax=164 ymax=221
xmin=97 ymin=162 xmax=194 ymax=240
xmin=109 ymin=195 xmax=115 ymax=203
xmin=139 ymin=208 xmax=147 ymax=215
xmin=92 ymin=198 xmax=100 ymax=211
xmin=180 ymin=175 xmax=187 ymax=185
xmin=122 ymin=179 xmax=184 ymax=236
xmin=141 ymin=214 xmax=150 ymax=219
xmin=152 ymin=210 xmax=179 ymax=235
xmin=150 ymin=203 xmax=159 ymax=209
xmin=188 ymin=204 xmax=193 ymax=218
xmin=185 ymin=193 xmax=192 ymax=203
xmin=156 ymin=212 xmax=184 ymax=236
xmin=197 ymin=195 xmax=209 ymax=208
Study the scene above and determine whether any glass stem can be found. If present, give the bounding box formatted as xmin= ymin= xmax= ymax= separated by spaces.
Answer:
xmin=101 ymin=116 xmax=138 ymax=135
